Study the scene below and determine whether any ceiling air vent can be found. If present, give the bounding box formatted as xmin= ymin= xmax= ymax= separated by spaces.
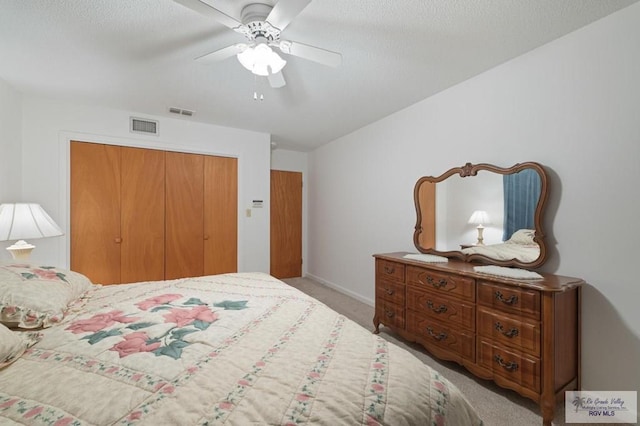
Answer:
xmin=169 ymin=107 xmax=195 ymax=117
xmin=130 ymin=117 xmax=159 ymax=136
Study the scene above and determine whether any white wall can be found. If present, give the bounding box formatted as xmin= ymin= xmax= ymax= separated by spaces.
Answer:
xmin=308 ymin=3 xmax=640 ymax=395
xmin=0 ymin=79 xmax=23 ymax=253
xmin=15 ymin=96 xmax=272 ymax=273
xmin=271 ymin=148 xmax=308 ymax=276
xmin=0 ymin=79 xmax=22 ymax=201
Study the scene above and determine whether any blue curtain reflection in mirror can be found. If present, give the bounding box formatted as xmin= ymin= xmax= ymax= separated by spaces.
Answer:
xmin=503 ymin=169 xmax=541 ymax=240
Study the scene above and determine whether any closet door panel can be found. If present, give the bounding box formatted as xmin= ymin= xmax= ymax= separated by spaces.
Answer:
xmin=70 ymin=141 xmax=121 ymax=285
xmin=204 ymin=156 xmax=238 ymax=275
xmin=270 ymin=170 xmax=302 ymax=279
xmin=120 ymin=147 xmax=166 ymax=283
xmin=165 ymin=152 xmax=204 ymax=279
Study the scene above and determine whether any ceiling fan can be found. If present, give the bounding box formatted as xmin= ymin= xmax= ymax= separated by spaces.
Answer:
xmin=174 ymin=0 xmax=342 ymax=88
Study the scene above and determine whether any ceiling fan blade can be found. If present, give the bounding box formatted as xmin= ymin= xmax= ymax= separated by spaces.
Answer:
xmin=266 ymin=0 xmax=312 ymax=31
xmin=267 ymin=71 xmax=286 ymax=88
xmin=174 ymin=0 xmax=241 ymax=29
xmin=277 ymin=40 xmax=342 ymax=68
xmin=196 ymin=44 xmax=246 ymax=65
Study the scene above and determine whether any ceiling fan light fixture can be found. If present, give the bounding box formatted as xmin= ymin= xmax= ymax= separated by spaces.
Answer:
xmin=237 ymin=43 xmax=286 ymax=77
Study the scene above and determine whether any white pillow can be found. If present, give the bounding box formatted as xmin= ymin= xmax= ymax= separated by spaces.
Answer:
xmin=506 ymin=229 xmax=536 ymax=245
xmin=0 ymin=262 xmax=94 ymax=329
xmin=0 ymin=323 xmax=41 ymax=368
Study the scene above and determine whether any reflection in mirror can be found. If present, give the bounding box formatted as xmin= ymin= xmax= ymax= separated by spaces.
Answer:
xmin=413 ymin=162 xmax=548 ymax=269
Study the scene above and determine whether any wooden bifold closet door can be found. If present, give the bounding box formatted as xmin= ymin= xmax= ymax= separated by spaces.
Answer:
xmin=165 ymin=152 xmax=204 ymax=280
xmin=71 ymin=141 xmax=237 ymax=285
xmin=270 ymin=170 xmax=302 ymax=279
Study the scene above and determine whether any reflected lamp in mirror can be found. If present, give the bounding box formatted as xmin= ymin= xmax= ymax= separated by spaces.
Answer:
xmin=468 ymin=210 xmax=491 ymax=246
xmin=0 ymin=203 xmax=64 ymax=260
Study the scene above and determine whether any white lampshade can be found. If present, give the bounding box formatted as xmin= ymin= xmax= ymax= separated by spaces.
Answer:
xmin=468 ymin=210 xmax=491 ymax=226
xmin=237 ymin=42 xmax=286 ymax=77
xmin=0 ymin=203 xmax=63 ymax=259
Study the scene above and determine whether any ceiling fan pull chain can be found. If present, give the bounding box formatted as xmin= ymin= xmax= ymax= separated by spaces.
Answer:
xmin=253 ymin=75 xmax=265 ymax=101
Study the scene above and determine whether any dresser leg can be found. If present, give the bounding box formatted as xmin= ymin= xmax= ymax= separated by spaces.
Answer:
xmin=373 ymin=315 xmax=380 ymax=334
xmin=540 ymin=398 xmax=554 ymax=426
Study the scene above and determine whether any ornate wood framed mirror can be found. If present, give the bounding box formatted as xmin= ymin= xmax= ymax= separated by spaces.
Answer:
xmin=413 ymin=162 xmax=549 ymax=268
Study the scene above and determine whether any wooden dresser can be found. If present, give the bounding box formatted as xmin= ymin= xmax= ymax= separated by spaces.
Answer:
xmin=373 ymin=252 xmax=584 ymax=426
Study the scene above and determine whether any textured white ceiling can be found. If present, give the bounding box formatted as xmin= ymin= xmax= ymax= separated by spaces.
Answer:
xmin=0 ymin=0 xmax=637 ymax=151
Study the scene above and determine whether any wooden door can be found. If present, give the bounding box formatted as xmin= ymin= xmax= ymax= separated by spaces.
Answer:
xmin=165 ymin=152 xmax=204 ymax=279
xmin=204 ymin=156 xmax=238 ymax=275
xmin=120 ymin=147 xmax=165 ymax=283
xmin=70 ymin=141 xmax=122 ymax=284
xmin=270 ymin=170 xmax=302 ymax=278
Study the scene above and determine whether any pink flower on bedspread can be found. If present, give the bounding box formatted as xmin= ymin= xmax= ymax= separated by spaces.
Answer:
xmin=23 ymin=406 xmax=43 ymax=419
xmin=32 ymin=268 xmax=59 ymax=280
xmin=219 ymin=402 xmax=234 ymax=410
xmin=127 ymin=411 xmax=143 ymax=421
xmin=371 ymin=383 xmax=385 ymax=393
xmin=0 ymin=399 xmax=19 ymax=409
xmin=295 ymin=393 xmax=311 ymax=402
xmin=66 ymin=310 xmax=139 ymax=333
xmin=54 ymin=417 xmax=74 ymax=426
xmin=163 ymin=306 xmax=218 ymax=327
xmin=110 ymin=331 xmax=161 ymax=358
xmin=366 ymin=415 xmax=382 ymax=426
xmin=135 ymin=294 xmax=183 ymax=311
xmin=434 ymin=380 xmax=448 ymax=393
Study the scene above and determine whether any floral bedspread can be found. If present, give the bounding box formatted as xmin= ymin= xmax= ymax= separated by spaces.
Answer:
xmin=0 ymin=272 xmax=482 ymax=425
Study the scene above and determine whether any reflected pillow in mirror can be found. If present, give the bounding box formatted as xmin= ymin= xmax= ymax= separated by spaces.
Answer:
xmin=506 ymin=229 xmax=536 ymax=245
xmin=0 ymin=323 xmax=41 ymax=368
xmin=0 ymin=262 xmax=94 ymax=329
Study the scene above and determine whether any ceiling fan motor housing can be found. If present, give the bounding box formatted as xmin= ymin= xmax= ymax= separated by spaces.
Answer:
xmin=236 ymin=3 xmax=281 ymax=42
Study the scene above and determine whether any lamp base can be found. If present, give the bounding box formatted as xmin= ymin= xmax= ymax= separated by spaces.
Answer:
xmin=6 ymin=240 xmax=35 ymax=260
xmin=475 ymin=225 xmax=485 ymax=246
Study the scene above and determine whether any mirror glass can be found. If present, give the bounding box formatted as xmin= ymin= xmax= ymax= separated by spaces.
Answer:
xmin=413 ymin=162 xmax=548 ymax=268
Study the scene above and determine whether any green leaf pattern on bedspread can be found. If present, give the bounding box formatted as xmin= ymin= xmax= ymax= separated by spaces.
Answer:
xmin=65 ymin=294 xmax=248 ymax=360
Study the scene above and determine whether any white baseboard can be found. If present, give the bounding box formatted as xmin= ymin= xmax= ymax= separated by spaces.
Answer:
xmin=305 ymin=273 xmax=375 ymax=307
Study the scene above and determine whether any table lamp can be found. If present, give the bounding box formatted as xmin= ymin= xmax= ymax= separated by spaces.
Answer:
xmin=468 ymin=210 xmax=490 ymax=245
xmin=0 ymin=203 xmax=64 ymax=260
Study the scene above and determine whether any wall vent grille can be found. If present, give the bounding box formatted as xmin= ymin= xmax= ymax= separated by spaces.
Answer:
xmin=130 ymin=117 xmax=159 ymax=136
xmin=169 ymin=107 xmax=195 ymax=116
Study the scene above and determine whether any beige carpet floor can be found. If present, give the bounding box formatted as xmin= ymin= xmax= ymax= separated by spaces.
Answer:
xmin=283 ymin=276 xmax=582 ymax=426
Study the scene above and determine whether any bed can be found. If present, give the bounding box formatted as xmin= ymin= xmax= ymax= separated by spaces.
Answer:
xmin=1 ymin=263 xmax=482 ymax=425
xmin=461 ymin=228 xmax=540 ymax=263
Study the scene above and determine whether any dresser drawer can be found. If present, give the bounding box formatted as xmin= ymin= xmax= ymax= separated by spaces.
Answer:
xmin=376 ymin=300 xmax=405 ymax=329
xmin=478 ymin=339 xmax=540 ymax=393
xmin=477 ymin=308 xmax=540 ymax=356
xmin=477 ymin=281 xmax=540 ymax=319
xmin=407 ymin=266 xmax=475 ymax=301
xmin=406 ymin=311 xmax=475 ymax=361
xmin=376 ymin=279 xmax=406 ymax=305
xmin=376 ymin=260 xmax=406 ymax=283
xmin=407 ymin=286 xmax=475 ymax=331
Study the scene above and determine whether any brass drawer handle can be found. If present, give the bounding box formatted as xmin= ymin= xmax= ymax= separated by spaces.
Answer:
xmin=384 ymin=309 xmax=395 ymax=318
xmin=494 ymin=354 xmax=519 ymax=372
xmin=384 ymin=265 xmax=395 ymax=274
xmin=427 ymin=300 xmax=448 ymax=314
xmin=385 ymin=288 xmax=394 ymax=296
xmin=426 ymin=327 xmax=447 ymax=341
xmin=495 ymin=322 xmax=519 ymax=338
xmin=426 ymin=275 xmax=448 ymax=289
xmin=495 ymin=291 xmax=518 ymax=305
